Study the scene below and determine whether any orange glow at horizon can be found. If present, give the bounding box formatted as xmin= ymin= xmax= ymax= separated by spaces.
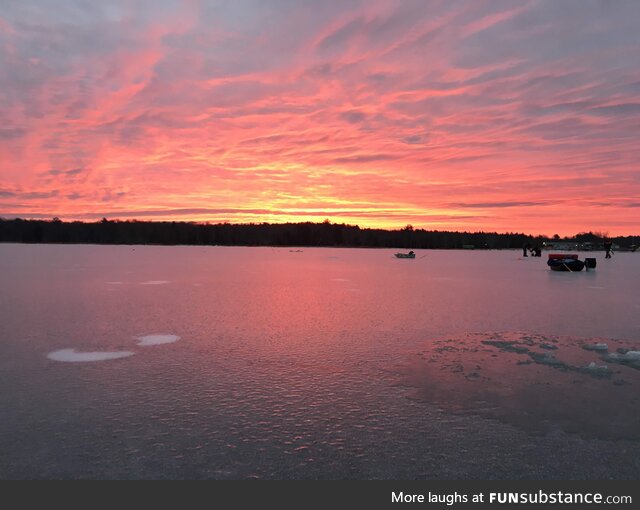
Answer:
xmin=1 ymin=1 xmax=640 ymax=237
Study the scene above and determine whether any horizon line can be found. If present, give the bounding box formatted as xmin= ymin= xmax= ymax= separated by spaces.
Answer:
xmin=1 ymin=216 xmax=637 ymax=239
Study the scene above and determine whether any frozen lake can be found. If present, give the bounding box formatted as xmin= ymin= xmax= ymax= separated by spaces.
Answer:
xmin=1 ymin=243 xmax=639 ymax=479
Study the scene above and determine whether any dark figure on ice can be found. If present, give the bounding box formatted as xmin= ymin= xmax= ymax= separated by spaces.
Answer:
xmin=604 ymin=240 xmax=613 ymax=259
xmin=531 ymin=246 xmax=542 ymax=257
xmin=523 ymin=243 xmax=530 ymax=257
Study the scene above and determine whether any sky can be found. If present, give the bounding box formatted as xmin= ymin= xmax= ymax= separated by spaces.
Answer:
xmin=1 ymin=0 xmax=639 ymax=236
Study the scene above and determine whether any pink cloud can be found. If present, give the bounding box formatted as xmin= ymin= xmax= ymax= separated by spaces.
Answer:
xmin=1 ymin=1 xmax=640 ymax=235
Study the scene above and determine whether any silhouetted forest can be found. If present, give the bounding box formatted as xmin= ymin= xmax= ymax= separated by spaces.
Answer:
xmin=1 ymin=217 xmax=638 ymax=250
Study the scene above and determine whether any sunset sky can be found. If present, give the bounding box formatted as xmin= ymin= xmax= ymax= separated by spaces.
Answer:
xmin=1 ymin=0 xmax=639 ymax=236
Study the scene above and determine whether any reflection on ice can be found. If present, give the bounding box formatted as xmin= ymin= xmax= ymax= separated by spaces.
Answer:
xmin=136 ymin=334 xmax=181 ymax=346
xmin=47 ymin=348 xmax=134 ymax=362
xmin=2 ymin=245 xmax=638 ymax=479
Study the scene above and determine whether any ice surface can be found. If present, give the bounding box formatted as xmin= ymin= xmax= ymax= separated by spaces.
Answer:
xmin=47 ymin=348 xmax=134 ymax=362
xmin=2 ymin=245 xmax=639 ymax=479
xmin=140 ymin=280 xmax=170 ymax=285
xmin=136 ymin=334 xmax=181 ymax=346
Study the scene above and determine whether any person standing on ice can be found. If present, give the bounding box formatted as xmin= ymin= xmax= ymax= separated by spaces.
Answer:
xmin=604 ymin=239 xmax=613 ymax=259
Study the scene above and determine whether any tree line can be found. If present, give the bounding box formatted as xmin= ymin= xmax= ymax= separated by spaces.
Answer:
xmin=0 ymin=217 xmax=638 ymax=250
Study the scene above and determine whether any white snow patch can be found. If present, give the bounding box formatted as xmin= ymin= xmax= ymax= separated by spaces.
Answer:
xmin=611 ymin=351 xmax=640 ymax=361
xmin=582 ymin=361 xmax=612 ymax=376
xmin=140 ymin=280 xmax=170 ymax=285
xmin=136 ymin=334 xmax=181 ymax=346
xmin=583 ymin=343 xmax=608 ymax=352
xmin=47 ymin=349 xmax=134 ymax=362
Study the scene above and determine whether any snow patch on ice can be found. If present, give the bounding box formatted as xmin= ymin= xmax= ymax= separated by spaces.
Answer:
xmin=140 ymin=280 xmax=170 ymax=285
xmin=609 ymin=351 xmax=640 ymax=361
xmin=136 ymin=334 xmax=181 ymax=346
xmin=582 ymin=343 xmax=608 ymax=352
xmin=581 ymin=361 xmax=612 ymax=377
xmin=47 ymin=349 xmax=134 ymax=362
